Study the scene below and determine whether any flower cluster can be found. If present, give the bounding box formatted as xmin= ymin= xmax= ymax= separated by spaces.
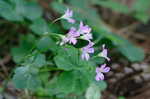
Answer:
xmin=61 ymin=21 xmax=94 ymax=60
xmin=59 ymin=8 xmax=110 ymax=81
xmin=60 ymin=21 xmax=93 ymax=45
xmin=60 ymin=9 xmax=94 ymax=60
xmin=95 ymin=44 xmax=111 ymax=81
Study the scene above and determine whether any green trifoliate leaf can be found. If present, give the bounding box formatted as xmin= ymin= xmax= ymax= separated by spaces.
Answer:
xmin=85 ymin=83 xmax=101 ymax=99
xmin=37 ymin=36 xmax=58 ymax=52
xmin=33 ymin=54 xmax=46 ymax=67
xmin=30 ymin=19 xmax=51 ymax=35
xmin=54 ymin=46 xmax=79 ymax=70
xmin=12 ymin=66 xmax=41 ymax=91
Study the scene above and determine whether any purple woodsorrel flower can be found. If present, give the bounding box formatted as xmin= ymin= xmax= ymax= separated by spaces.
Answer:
xmin=99 ymin=44 xmax=110 ymax=61
xmin=78 ymin=21 xmax=93 ymax=41
xmin=81 ymin=42 xmax=94 ymax=60
xmin=60 ymin=27 xmax=80 ymax=45
xmin=61 ymin=8 xmax=75 ymax=24
xmin=95 ymin=64 xmax=110 ymax=81
xmin=78 ymin=21 xmax=91 ymax=34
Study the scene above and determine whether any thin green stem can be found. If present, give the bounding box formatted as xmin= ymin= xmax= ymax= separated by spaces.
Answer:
xmin=93 ymin=36 xmax=103 ymax=44
xmin=52 ymin=17 xmax=62 ymax=24
xmin=43 ymin=32 xmax=63 ymax=37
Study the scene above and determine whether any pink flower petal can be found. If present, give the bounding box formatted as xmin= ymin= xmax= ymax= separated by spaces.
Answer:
xmin=81 ymin=52 xmax=90 ymax=61
xmin=79 ymin=21 xmax=91 ymax=34
xmin=81 ymin=42 xmax=94 ymax=60
xmin=96 ymin=67 xmax=100 ymax=73
xmin=99 ymin=44 xmax=110 ymax=61
xmin=68 ymin=18 xmax=75 ymax=24
xmin=62 ymin=8 xmax=75 ymax=24
xmin=95 ymin=74 xmax=100 ymax=81
xmin=100 ymin=64 xmax=110 ymax=73
xmin=69 ymin=37 xmax=77 ymax=45
xmin=95 ymin=73 xmax=104 ymax=81
xmin=87 ymin=48 xmax=94 ymax=53
xmin=100 ymin=64 xmax=106 ymax=70
xmin=103 ymin=67 xmax=110 ymax=73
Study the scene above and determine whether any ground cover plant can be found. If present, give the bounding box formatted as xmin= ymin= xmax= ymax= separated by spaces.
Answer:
xmin=0 ymin=0 xmax=149 ymax=99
